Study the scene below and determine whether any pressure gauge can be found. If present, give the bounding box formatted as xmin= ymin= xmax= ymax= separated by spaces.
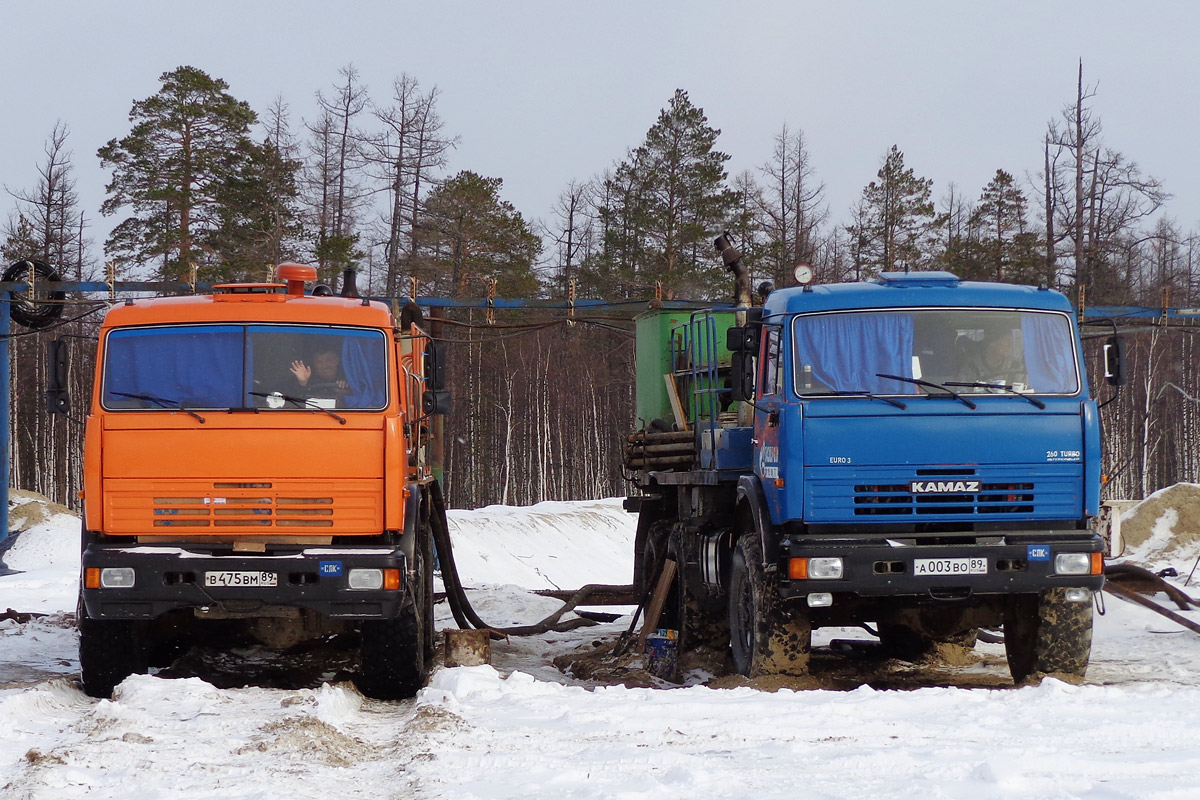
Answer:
xmin=794 ymin=264 xmax=813 ymax=285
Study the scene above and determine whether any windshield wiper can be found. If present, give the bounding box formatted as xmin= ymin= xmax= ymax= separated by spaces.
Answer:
xmin=831 ymin=390 xmax=908 ymax=410
xmin=249 ymin=391 xmax=346 ymax=425
xmin=109 ymin=391 xmax=206 ymax=423
xmin=943 ymin=381 xmax=1046 ymax=409
xmin=875 ymin=374 xmax=977 ymax=410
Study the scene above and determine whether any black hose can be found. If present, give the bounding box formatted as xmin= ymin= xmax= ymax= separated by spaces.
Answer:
xmin=426 ymin=480 xmax=599 ymax=638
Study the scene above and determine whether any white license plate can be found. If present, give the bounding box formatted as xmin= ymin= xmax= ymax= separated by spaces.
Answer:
xmin=913 ymin=557 xmax=987 ymax=577
xmin=204 ymin=571 xmax=278 ymax=588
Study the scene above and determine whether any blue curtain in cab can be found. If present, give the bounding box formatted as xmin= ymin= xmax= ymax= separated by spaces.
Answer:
xmin=104 ymin=326 xmax=244 ymax=408
xmin=794 ymin=313 xmax=915 ymax=394
xmin=1021 ymin=314 xmax=1077 ymax=393
xmin=340 ymin=333 xmax=386 ymax=408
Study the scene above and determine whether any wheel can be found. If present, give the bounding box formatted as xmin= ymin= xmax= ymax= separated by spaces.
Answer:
xmin=633 ymin=517 xmax=671 ymax=599
xmin=1004 ymin=588 xmax=1093 ymax=682
xmin=357 ymin=600 xmax=426 ymax=700
xmin=669 ymin=531 xmax=729 ymax=653
xmin=728 ymin=534 xmax=811 ymax=677
xmin=78 ymin=600 xmax=150 ymax=698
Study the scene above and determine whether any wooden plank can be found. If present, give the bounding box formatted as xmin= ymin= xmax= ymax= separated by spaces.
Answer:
xmin=663 ymin=374 xmax=690 ymax=431
xmin=637 ymin=558 xmax=677 ymax=651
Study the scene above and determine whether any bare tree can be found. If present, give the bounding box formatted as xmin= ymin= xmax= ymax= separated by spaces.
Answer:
xmin=365 ymin=74 xmax=455 ymax=298
xmin=306 ymin=65 xmax=371 ymax=286
xmin=757 ymin=124 xmax=827 ymax=286
xmin=1046 ymin=62 xmax=1168 ymax=302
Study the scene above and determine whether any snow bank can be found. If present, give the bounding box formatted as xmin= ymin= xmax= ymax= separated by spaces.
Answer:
xmin=447 ymin=497 xmax=634 ymax=590
xmin=1117 ymin=482 xmax=1200 ymax=569
xmin=0 ymin=493 xmax=80 ymax=614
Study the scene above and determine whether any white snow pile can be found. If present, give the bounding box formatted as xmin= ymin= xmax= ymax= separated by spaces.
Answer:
xmin=4 ymin=489 xmax=1200 ymax=798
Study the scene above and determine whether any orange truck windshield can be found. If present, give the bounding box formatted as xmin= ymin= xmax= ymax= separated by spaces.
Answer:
xmin=101 ymin=324 xmax=388 ymax=411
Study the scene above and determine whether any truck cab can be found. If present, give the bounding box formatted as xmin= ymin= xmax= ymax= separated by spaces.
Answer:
xmin=73 ymin=264 xmax=445 ymax=699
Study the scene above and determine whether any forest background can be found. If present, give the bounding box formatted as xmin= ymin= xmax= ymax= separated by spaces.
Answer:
xmin=4 ymin=62 xmax=1196 ymax=510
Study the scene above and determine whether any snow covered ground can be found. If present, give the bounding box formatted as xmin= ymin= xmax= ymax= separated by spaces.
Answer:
xmin=4 ymin=492 xmax=1200 ymax=798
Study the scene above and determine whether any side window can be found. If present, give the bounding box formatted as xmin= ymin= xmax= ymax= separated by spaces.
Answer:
xmin=760 ymin=327 xmax=782 ymax=397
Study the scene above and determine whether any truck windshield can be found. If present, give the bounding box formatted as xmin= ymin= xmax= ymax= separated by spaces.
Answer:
xmin=792 ymin=309 xmax=1079 ymax=397
xmin=102 ymin=324 xmax=388 ymax=411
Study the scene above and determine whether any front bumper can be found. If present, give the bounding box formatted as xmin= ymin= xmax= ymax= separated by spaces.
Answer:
xmin=81 ymin=543 xmax=410 ymax=620
xmin=778 ymin=531 xmax=1104 ymax=600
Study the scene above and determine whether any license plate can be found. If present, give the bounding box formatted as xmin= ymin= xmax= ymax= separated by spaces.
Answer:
xmin=204 ymin=571 xmax=278 ymax=588
xmin=913 ymin=557 xmax=987 ymax=577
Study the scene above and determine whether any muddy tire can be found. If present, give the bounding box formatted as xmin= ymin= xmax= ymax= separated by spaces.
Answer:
xmin=728 ymin=535 xmax=810 ymax=677
xmin=1004 ymin=588 xmax=1093 ymax=682
xmin=78 ymin=604 xmax=150 ymax=698
xmin=358 ymin=600 xmax=426 ymax=700
xmin=634 ymin=518 xmax=672 ymax=600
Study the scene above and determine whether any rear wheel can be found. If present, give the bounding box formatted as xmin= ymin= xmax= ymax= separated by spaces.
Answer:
xmin=669 ymin=531 xmax=729 ymax=654
xmin=78 ymin=601 xmax=150 ymax=698
xmin=728 ymin=535 xmax=810 ymax=677
xmin=1004 ymin=588 xmax=1093 ymax=682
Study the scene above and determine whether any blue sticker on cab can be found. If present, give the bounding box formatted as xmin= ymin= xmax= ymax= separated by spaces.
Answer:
xmin=319 ymin=561 xmax=343 ymax=577
xmin=1027 ymin=546 xmax=1050 ymax=561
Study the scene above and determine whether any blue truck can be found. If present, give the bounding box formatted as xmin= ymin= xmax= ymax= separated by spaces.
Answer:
xmin=626 ymin=265 xmax=1118 ymax=682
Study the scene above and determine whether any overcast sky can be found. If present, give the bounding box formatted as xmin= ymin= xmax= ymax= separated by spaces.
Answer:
xmin=2 ymin=1 xmax=1197 ymax=267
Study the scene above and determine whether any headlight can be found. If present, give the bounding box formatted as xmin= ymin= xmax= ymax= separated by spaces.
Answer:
xmin=99 ymin=567 xmax=135 ymax=588
xmin=347 ymin=568 xmax=383 ymax=590
xmin=808 ymin=557 xmax=844 ymax=580
xmin=1054 ymin=553 xmax=1092 ymax=576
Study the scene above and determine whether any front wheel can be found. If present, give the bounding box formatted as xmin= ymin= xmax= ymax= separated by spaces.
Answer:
xmin=728 ymin=535 xmax=810 ymax=677
xmin=357 ymin=602 xmax=426 ymax=700
xmin=78 ymin=602 xmax=150 ymax=698
xmin=1004 ymin=588 xmax=1093 ymax=683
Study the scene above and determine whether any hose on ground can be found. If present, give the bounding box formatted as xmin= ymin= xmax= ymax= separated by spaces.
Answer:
xmin=427 ymin=480 xmax=600 ymax=639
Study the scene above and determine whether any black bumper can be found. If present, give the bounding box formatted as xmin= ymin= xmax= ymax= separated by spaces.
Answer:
xmin=81 ymin=543 xmax=410 ymax=620
xmin=778 ymin=532 xmax=1104 ymax=600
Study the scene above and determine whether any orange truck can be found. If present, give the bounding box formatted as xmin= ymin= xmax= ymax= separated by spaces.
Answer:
xmin=62 ymin=264 xmax=449 ymax=699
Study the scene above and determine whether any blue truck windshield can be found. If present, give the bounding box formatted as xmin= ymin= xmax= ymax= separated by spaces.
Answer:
xmin=792 ymin=309 xmax=1079 ymax=397
xmin=102 ymin=324 xmax=388 ymax=411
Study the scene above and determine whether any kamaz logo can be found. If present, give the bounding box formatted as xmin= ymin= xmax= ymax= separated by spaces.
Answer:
xmin=910 ymin=480 xmax=981 ymax=494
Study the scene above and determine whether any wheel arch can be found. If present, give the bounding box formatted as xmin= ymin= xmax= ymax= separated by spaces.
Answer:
xmin=736 ymin=475 xmax=779 ymax=567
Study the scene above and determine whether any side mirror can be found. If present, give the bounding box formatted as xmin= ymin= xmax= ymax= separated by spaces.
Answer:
xmin=1103 ymin=335 xmax=1126 ymax=386
xmin=726 ymin=325 xmax=759 ymax=354
xmin=425 ymin=340 xmax=447 ymax=391
xmin=729 ymin=352 xmax=755 ymax=402
xmin=422 ymin=389 xmax=452 ymax=416
xmin=46 ymin=338 xmax=69 ymax=415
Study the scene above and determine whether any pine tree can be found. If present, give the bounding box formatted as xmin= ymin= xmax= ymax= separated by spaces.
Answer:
xmin=420 ymin=171 xmax=540 ymax=297
xmin=206 ymin=139 xmax=302 ymax=279
xmin=98 ymin=66 xmax=258 ymax=280
xmin=849 ymin=145 xmax=935 ymax=276
xmin=970 ymin=169 xmax=1042 ymax=284
xmin=585 ymin=90 xmax=738 ymax=300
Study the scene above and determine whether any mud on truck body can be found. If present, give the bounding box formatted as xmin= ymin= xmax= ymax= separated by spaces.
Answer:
xmin=65 ymin=264 xmax=450 ymax=699
xmin=627 ymin=269 xmax=1121 ymax=682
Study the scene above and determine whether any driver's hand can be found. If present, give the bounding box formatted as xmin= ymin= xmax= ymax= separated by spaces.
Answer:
xmin=290 ymin=360 xmax=311 ymax=386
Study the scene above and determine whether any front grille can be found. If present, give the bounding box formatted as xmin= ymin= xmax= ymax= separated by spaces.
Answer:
xmin=851 ymin=480 xmax=1036 ymax=516
xmin=152 ymin=493 xmax=336 ymax=528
